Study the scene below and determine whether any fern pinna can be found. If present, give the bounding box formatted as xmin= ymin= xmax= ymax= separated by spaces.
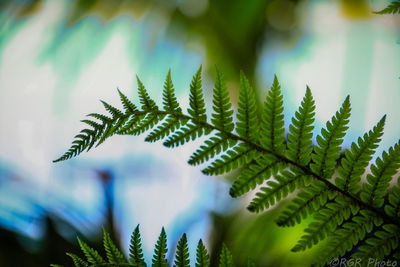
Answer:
xmin=51 ymin=225 xmax=242 ymax=267
xmin=55 ymin=66 xmax=400 ymax=265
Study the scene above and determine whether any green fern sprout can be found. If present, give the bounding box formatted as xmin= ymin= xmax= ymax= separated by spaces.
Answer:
xmin=51 ymin=226 xmax=235 ymax=267
xmin=54 ymin=67 xmax=400 ymax=264
xmin=374 ymin=1 xmax=400 ymax=15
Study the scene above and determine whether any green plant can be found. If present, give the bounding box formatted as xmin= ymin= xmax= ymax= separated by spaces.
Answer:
xmin=374 ymin=1 xmax=400 ymax=14
xmin=51 ymin=225 xmax=244 ymax=267
xmin=55 ymin=66 xmax=400 ymax=265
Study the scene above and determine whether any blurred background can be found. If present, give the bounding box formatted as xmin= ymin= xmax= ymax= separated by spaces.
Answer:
xmin=0 ymin=0 xmax=399 ymax=266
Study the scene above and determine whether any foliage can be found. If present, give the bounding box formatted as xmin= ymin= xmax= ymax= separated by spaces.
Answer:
xmin=374 ymin=1 xmax=400 ymax=15
xmin=51 ymin=226 xmax=247 ymax=267
xmin=55 ymin=67 xmax=400 ymax=265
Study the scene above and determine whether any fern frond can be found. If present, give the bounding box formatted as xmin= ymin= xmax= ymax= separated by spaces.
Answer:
xmin=103 ymin=229 xmax=126 ymax=264
xmin=247 ymin=171 xmax=311 ymax=212
xmin=126 ymin=114 xmax=166 ymax=136
xmin=276 ymin=182 xmax=334 ymax=226
xmin=335 ymin=116 xmax=385 ymax=194
xmin=164 ymin=123 xmax=210 ymax=148
xmin=229 ymin=154 xmax=286 ymax=198
xmin=77 ymin=237 xmax=106 ymax=265
xmin=188 ymin=65 xmax=207 ymax=122
xmin=353 ymin=224 xmax=400 ymax=261
xmin=173 ymin=234 xmax=190 ymax=267
xmin=202 ymin=143 xmax=258 ymax=175
xmin=137 ymin=76 xmax=159 ymax=111
xmin=260 ymin=75 xmax=285 ymax=154
xmin=195 ymin=239 xmax=210 ymax=267
xmin=66 ymin=253 xmax=89 ymax=267
xmin=236 ymin=72 xmax=259 ymax=142
xmin=310 ymin=96 xmax=351 ymax=178
xmin=188 ymin=135 xmax=236 ymax=165
xmin=361 ymin=141 xmax=400 ymax=208
xmin=374 ymin=1 xmax=400 ymax=14
xmin=385 ymin=179 xmax=400 ymax=217
xmin=145 ymin=116 xmax=188 ymax=142
xmin=315 ymin=210 xmax=382 ymax=266
xmin=118 ymin=88 xmax=138 ymax=114
xmin=211 ymin=67 xmax=234 ymax=133
xmin=152 ymin=227 xmax=168 ymax=267
xmin=286 ymin=87 xmax=315 ymax=166
xmin=162 ymin=69 xmax=181 ymax=113
xmin=219 ymin=243 xmax=234 ymax=267
xmin=129 ymin=225 xmax=146 ymax=266
xmin=291 ymin=197 xmax=358 ymax=252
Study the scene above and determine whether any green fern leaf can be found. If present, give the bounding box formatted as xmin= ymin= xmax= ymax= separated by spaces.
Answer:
xmin=374 ymin=1 xmax=400 ymax=14
xmin=310 ymin=96 xmax=351 ymax=178
xmin=103 ymin=229 xmax=126 ymax=264
xmin=385 ymin=179 xmax=400 ymax=217
xmin=152 ymin=227 xmax=168 ymax=267
xmin=145 ymin=116 xmax=188 ymax=142
xmin=66 ymin=253 xmax=89 ymax=267
xmin=117 ymin=88 xmax=138 ymax=114
xmin=137 ymin=76 xmax=159 ymax=111
xmin=164 ymin=123 xmax=210 ymax=148
xmin=291 ymin=197 xmax=358 ymax=252
xmin=236 ymin=72 xmax=259 ymax=142
xmin=188 ymin=135 xmax=236 ymax=165
xmin=353 ymin=224 xmax=400 ymax=261
xmin=230 ymin=154 xmax=286 ymax=198
xmin=315 ymin=211 xmax=381 ymax=266
xmin=195 ymin=239 xmax=210 ymax=267
xmin=125 ymin=114 xmax=166 ymax=136
xmin=286 ymin=87 xmax=315 ymax=166
xmin=276 ymin=181 xmax=334 ymax=226
xmin=173 ymin=233 xmax=190 ymax=267
xmin=247 ymin=171 xmax=311 ymax=212
xmin=335 ymin=116 xmax=386 ymax=194
xmin=188 ymin=65 xmax=207 ymax=122
xmin=361 ymin=141 xmax=400 ymax=208
xmin=129 ymin=225 xmax=146 ymax=266
xmin=202 ymin=144 xmax=258 ymax=175
xmin=260 ymin=75 xmax=285 ymax=154
xmin=211 ymin=67 xmax=234 ymax=133
xmin=162 ymin=69 xmax=181 ymax=113
xmin=219 ymin=243 xmax=234 ymax=267
xmin=77 ymin=237 xmax=106 ymax=265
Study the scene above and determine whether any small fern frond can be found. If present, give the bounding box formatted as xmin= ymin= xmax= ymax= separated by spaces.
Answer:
xmin=286 ymin=87 xmax=315 ymax=166
xmin=335 ymin=116 xmax=386 ymax=194
xmin=118 ymin=88 xmax=138 ymax=114
xmin=195 ymin=239 xmax=210 ymax=267
xmin=188 ymin=65 xmax=207 ymax=122
xmin=260 ymin=75 xmax=285 ymax=154
xmin=385 ymin=179 xmax=400 ymax=217
xmin=66 ymin=253 xmax=89 ymax=267
xmin=219 ymin=244 xmax=234 ymax=267
xmin=229 ymin=154 xmax=286 ymax=198
xmin=236 ymin=72 xmax=259 ymax=142
xmin=247 ymin=171 xmax=311 ymax=212
xmin=188 ymin=136 xmax=236 ymax=165
xmin=173 ymin=234 xmax=190 ymax=267
xmin=202 ymin=143 xmax=258 ymax=175
xmin=310 ymin=96 xmax=351 ymax=178
xmin=164 ymin=123 xmax=209 ymax=148
xmin=291 ymin=197 xmax=358 ymax=252
xmin=211 ymin=67 xmax=234 ymax=133
xmin=315 ymin=210 xmax=382 ymax=266
xmin=152 ymin=227 xmax=168 ymax=267
xmin=162 ymin=69 xmax=181 ymax=113
xmin=103 ymin=229 xmax=126 ymax=264
xmin=374 ymin=1 xmax=400 ymax=14
xmin=77 ymin=237 xmax=106 ymax=265
xmin=353 ymin=224 xmax=400 ymax=261
xmin=137 ymin=76 xmax=159 ymax=111
xmin=361 ymin=141 xmax=400 ymax=208
xmin=276 ymin=182 xmax=334 ymax=227
xmin=129 ymin=225 xmax=146 ymax=266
